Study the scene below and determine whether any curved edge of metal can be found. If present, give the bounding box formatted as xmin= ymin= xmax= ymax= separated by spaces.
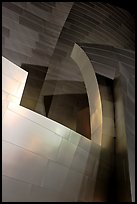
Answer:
xmin=70 ymin=43 xmax=102 ymax=145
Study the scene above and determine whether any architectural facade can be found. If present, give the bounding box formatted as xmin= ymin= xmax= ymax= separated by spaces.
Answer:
xmin=2 ymin=2 xmax=135 ymax=202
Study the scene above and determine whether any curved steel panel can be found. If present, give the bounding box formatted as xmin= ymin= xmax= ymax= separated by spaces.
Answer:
xmin=71 ymin=43 xmax=102 ymax=145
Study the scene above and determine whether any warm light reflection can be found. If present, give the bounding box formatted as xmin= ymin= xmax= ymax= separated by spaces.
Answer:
xmin=8 ymin=102 xmax=19 ymax=112
xmin=71 ymin=44 xmax=102 ymax=146
xmin=2 ymin=56 xmax=102 ymax=202
xmin=16 ymin=83 xmax=27 ymax=100
xmin=2 ymin=57 xmax=28 ymax=105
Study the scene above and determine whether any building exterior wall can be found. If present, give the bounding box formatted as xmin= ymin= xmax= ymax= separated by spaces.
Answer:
xmin=2 ymin=2 xmax=73 ymax=67
xmin=2 ymin=2 xmax=135 ymax=202
xmin=114 ymin=76 xmax=132 ymax=201
xmin=93 ymin=75 xmax=115 ymax=201
xmin=114 ymin=62 xmax=135 ymax=201
xmin=2 ymin=57 xmax=101 ymax=202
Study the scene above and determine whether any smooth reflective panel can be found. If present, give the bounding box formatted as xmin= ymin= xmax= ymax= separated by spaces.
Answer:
xmin=3 ymin=109 xmax=62 ymax=160
xmin=2 ymin=56 xmax=101 ymax=202
xmin=2 ymin=141 xmax=48 ymax=186
xmin=71 ymin=43 xmax=102 ymax=145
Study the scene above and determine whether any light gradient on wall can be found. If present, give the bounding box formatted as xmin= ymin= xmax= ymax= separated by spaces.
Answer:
xmin=2 ymin=57 xmax=101 ymax=202
xmin=71 ymin=43 xmax=102 ymax=145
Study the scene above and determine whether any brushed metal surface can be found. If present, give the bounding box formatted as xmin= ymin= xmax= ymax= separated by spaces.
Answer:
xmin=56 ymin=139 xmax=76 ymax=167
xmin=71 ymin=43 xmax=102 ymax=145
xmin=2 ymin=175 xmax=31 ymax=202
xmin=3 ymin=109 xmax=62 ymax=161
xmin=2 ymin=141 xmax=48 ymax=186
xmin=71 ymin=146 xmax=89 ymax=174
xmin=42 ymin=160 xmax=69 ymax=191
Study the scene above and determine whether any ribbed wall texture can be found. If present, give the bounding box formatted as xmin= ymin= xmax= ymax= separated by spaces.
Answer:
xmin=2 ymin=2 xmax=73 ymax=67
xmin=43 ymin=2 xmax=135 ymax=81
xmin=80 ymin=44 xmax=135 ymax=79
xmin=2 ymin=2 xmax=73 ymax=113
xmin=2 ymin=2 xmax=135 ymax=202
xmin=35 ymin=2 xmax=134 ymax=116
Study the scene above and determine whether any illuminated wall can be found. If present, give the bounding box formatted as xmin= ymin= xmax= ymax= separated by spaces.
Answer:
xmin=2 ymin=2 xmax=135 ymax=201
xmin=2 ymin=57 xmax=28 ymax=116
xmin=113 ymin=62 xmax=135 ymax=201
xmin=119 ymin=63 xmax=135 ymax=202
xmin=81 ymin=44 xmax=135 ymax=202
xmin=93 ymin=74 xmax=115 ymax=201
xmin=71 ymin=43 xmax=102 ymax=146
xmin=2 ymin=57 xmax=101 ymax=202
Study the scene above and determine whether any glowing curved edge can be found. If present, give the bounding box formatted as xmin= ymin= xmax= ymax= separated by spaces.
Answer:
xmin=71 ymin=43 xmax=103 ymax=145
